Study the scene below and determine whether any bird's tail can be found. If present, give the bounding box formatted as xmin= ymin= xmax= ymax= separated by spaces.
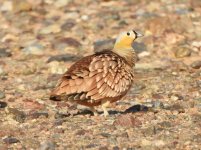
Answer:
xmin=49 ymin=86 xmax=63 ymax=101
xmin=49 ymin=95 xmax=61 ymax=101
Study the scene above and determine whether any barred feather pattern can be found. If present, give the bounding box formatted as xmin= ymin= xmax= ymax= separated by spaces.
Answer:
xmin=50 ymin=51 xmax=135 ymax=106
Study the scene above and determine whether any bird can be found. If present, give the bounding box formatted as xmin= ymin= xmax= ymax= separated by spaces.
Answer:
xmin=50 ymin=30 xmax=143 ymax=117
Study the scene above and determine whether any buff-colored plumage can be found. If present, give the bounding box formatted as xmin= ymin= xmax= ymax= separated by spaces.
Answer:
xmin=50 ymin=30 xmax=143 ymax=116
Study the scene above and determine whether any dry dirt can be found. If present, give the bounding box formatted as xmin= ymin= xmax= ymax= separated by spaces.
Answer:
xmin=0 ymin=0 xmax=201 ymax=149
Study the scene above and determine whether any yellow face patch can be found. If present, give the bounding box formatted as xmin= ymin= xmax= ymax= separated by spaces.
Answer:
xmin=114 ymin=35 xmax=134 ymax=50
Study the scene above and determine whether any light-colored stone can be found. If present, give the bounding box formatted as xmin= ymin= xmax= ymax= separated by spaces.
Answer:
xmin=22 ymin=43 xmax=44 ymax=55
xmin=48 ymin=61 xmax=67 ymax=74
xmin=54 ymin=0 xmax=70 ymax=8
xmin=12 ymin=0 xmax=32 ymax=12
xmin=174 ymin=47 xmax=191 ymax=58
xmin=141 ymin=139 xmax=152 ymax=146
xmin=0 ymin=1 xmax=12 ymax=11
xmin=39 ymin=25 xmax=61 ymax=34
xmin=154 ymin=140 xmax=165 ymax=147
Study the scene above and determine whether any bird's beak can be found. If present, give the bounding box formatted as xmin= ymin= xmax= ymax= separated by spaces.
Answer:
xmin=133 ymin=30 xmax=144 ymax=38
xmin=136 ymin=32 xmax=143 ymax=38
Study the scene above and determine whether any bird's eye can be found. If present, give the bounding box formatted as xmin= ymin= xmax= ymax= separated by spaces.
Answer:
xmin=127 ymin=32 xmax=130 ymax=36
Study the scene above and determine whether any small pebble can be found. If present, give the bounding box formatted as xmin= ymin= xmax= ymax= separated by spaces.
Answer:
xmin=132 ymin=42 xmax=147 ymax=53
xmin=152 ymin=100 xmax=164 ymax=109
xmin=85 ymin=143 xmax=98 ymax=148
xmin=54 ymin=0 xmax=70 ymax=8
xmin=114 ymin=114 xmax=142 ymax=127
xmin=54 ymin=112 xmax=71 ymax=119
xmin=113 ymin=146 xmax=120 ymax=150
xmin=48 ymin=61 xmax=66 ymax=74
xmin=81 ymin=15 xmax=89 ymax=21
xmin=47 ymin=54 xmax=81 ymax=63
xmin=99 ymin=146 xmax=109 ymax=150
xmin=8 ymin=107 xmax=26 ymax=123
xmin=53 ymin=119 xmax=66 ymax=126
xmin=0 ymin=91 xmax=5 ymax=99
xmin=170 ymin=95 xmax=179 ymax=101
xmin=0 ymin=101 xmax=7 ymax=108
xmin=0 ymin=66 xmax=4 ymax=75
xmin=192 ymin=41 xmax=201 ymax=46
xmin=140 ymin=139 xmax=152 ymax=146
xmin=191 ymin=60 xmax=201 ymax=69
xmin=154 ymin=140 xmax=165 ymax=147
xmin=0 ymin=48 xmax=12 ymax=57
xmin=131 ymin=83 xmax=146 ymax=94
xmin=138 ymin=51 xmax=150 ymax=58
xmin=158 ymin=121 xmax=172 ymax=128
xmin=0 ymin=1 xmax=12 ymax=11
xmin=124 ymin=104 xmax=148 ymax=113
xmin=12 ymin=0 xmax=32 ymax=12
xmin=75 ymin=129 xmax=86 ymax=136
xmin=174 ymin=47 xmax=191 ymax=58
xmin=152 ymin=93 xmax=164 ymax=99
xmin=168 ymin=103 xmax=185 ymax=113
xmin=39 ymin=24 xmax=61 ymax=34
xmin=29 ymin=111 xmax=49 ymax=119
xmin=53 ymin=37 xmax=81 ymax=51
xmin=172 ymin=72 xmax=178 ymax=76
xmin=3 ymin=137 xmax=20 ymax=144
xmin=61 ymin=19 xmax=76 ymax=30
xmin=94 ymin=39 xmax=115 ymax=53
xmin=22 ymin=43 xmax=44 ymax=56
xmin=39 ymin=141 xmax=56 ymax=150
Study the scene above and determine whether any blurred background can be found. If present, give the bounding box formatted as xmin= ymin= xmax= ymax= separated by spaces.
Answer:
xmin=0 ymin=0 xmax=201 ymax=149
xmin=0 ymin=0 xmax=201 ymax=71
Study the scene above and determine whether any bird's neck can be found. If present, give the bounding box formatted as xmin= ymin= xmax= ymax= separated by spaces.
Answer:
xmin=112 ymin=47 xmax=137 ymax=67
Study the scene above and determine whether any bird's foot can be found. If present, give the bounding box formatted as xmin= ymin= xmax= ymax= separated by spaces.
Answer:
xmin=90 ymin=107 xmax=98 ymax=116
xmin=102 ymin=109 xmax=109 ymax=117
xmin=101 ymin=100 xmax=110 ymax=117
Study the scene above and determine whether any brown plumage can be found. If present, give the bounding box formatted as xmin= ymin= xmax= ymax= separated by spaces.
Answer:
xmin=50 ymin=30 xmax=143 ymax=116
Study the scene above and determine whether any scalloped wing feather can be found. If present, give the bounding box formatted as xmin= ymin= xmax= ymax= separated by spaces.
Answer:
xmin=50 ymin=51 xmax=134 ymax=104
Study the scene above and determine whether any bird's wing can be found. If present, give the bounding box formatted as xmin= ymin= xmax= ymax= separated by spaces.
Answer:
xmin=50 ymin=51 xmax=134 ymax=102
xmin=86 ymin=53 xmax=134 ymax=100
xmin=50 ymin=54 xmax=94 ymax=101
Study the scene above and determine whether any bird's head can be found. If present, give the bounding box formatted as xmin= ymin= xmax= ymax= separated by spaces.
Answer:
xmin=114 ymin=30 xmax=143 ymax=50
xmin=112 ymin=30 xmax=143 ymax=66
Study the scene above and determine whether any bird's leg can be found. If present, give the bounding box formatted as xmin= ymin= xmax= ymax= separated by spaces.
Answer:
xmin=101 ymin=100 xmax=110 ymax=117
xmin=90 ymin=107 xmax=98 ymax=116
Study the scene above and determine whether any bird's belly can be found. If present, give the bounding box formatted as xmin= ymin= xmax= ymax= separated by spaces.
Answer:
xmin=76 ymin=89 xmax=130 ymax=107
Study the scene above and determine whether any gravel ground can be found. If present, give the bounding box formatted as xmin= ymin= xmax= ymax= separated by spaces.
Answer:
xmin=0 ymin=0 xmax=201 ymax=149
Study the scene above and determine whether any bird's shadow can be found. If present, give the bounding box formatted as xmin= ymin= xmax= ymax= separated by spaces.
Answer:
xmin=76 ymin=104 xmax=149 ymax=116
